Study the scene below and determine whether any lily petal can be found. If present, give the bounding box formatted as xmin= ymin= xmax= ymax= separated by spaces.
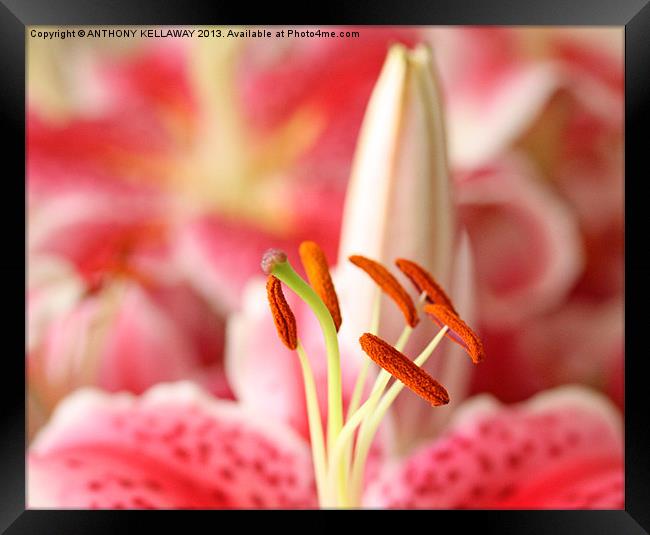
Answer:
xmin=472 ymin=298 xmax=623 ymax=404
xmin=458 ymin=155 xmax=583 ymax=325
xmin=29 ymin=382 xmax=317 ymax=509
xmin=364 ymin=386 xmax=622 ymax=509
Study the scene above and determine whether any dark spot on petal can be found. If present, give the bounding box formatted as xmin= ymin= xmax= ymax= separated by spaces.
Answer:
xmin=198 ymin=442 xmax=211 ymax=463
xmin=88 ymin=481 xmax=103 ymax=492
xmin=132 ymin=496 xmax=155 ymax=509
xmin=477 ymin=453 xmax=492 ymax=473
xmin=173 ymin=446 xmax=190 ymax=460
xmin=414 ymin=484 xmax=429 ymax=495
xmin=144 ymin=479 xmax=161 ymax=492
xmin=471 ymin=485 xmax=485 ymax=498
xmin=212 ymin=487 xmax=228 ymax=503
xmin=250 ymin=493 xmax=265 ymax=507
xmin=163 ymin=423 xmax=186 ymax=442
xmin=446 ymin=469 xmax=459 ymax=483
xmin=520 ymin=440 xmax=535 ymax=454
xmin=506 ymin=453 xmax=522 ymax=469
xmin=219 ymin=467 xmax=234 ymax=481
xmin=497 ymin=484 xmax=515 ymax=500
xmin=478 ymin=421 xmax=492 ymax=435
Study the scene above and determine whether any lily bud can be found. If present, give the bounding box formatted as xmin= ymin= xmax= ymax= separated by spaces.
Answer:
xmin=337 ymin=43 xmax=454 ymax=343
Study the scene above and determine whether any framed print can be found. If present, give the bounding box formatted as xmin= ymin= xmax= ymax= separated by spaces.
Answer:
xmin=2 ymin=0 xmax=648 ymax=532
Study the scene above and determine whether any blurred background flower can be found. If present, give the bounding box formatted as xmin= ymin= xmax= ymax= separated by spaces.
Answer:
xmin=27 ymin=25 xmax=623 ymax=492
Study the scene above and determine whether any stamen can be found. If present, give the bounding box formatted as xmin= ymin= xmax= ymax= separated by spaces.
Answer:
xmin=265 ymin=275 xmax=298 ymax=350
xmin=349 ymin=255 xmax=419 ymax=328
xmin=299 ymin=241 xmax=342 ymax=331
xmin=358 ymin=333 xmax=449 ymax=406
xmin=424 ymin=304 xmax=485 ymax=364
xmin=349 ymin=326 xmax=449 ymax=504
xmin=395 ymin=258 xmax=457 ymax=313
xmin=267 ymin=256 xmax=343 ymax=471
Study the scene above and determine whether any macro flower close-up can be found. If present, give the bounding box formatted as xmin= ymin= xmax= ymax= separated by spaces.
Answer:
xmin=26 ymin=26 xmax=624 ymax=509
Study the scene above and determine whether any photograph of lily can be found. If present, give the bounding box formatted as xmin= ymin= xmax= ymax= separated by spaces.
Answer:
xmin=26 ymin=27 xmax=624 ymax=509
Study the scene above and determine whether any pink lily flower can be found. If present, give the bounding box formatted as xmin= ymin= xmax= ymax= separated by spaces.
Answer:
xmin=429 ymin=28 xmax=624 ymax=404
xmin=28 ymin=381 xmax=622 ymax=508
xmin=30 ymin=29 xmax=618 ymax=450
xmin=27 ymin=248 xmax=233 ymax=440
xmin=28 ymin=42 xmax=623 ymax=509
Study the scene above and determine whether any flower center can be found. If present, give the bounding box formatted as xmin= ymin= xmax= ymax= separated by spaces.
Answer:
xmin=261 ymin=241 xmax=483 ymax=508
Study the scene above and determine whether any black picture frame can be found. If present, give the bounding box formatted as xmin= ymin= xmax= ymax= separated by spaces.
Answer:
xmin=4 ymin=0 xmax=648 ymax=532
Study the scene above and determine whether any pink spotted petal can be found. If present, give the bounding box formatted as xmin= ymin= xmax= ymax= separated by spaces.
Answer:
xmin=458 ymin=155 xmax=583 ymax=326
xmin=29 ymin=382 xmax=317 ymax=509
xmin=364 ymin=386 xmax=623 ymax=509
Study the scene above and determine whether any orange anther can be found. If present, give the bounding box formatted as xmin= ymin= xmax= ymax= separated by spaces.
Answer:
xmin=395 ymin=258 xmax=457 ymax=313
xmin=349 ymin=255 xmax=419 ymax=328
xmin=359 ymin=333 xmax=449 ymax=406
xmin=424 ymin=304 xmax=485 ymax=364
xmin=266 ymin=275 xmax=298 ymax=350
xmin=299 ymin=241 xmax=342 ymax=331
